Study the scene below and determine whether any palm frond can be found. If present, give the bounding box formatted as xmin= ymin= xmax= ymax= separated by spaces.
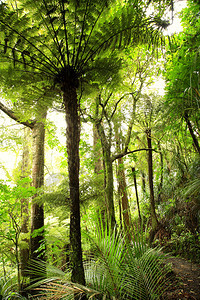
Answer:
xmin=25 ymin=221 xmax=171 ymax=299
xmin=84 ymin=222 xmax=171 ymax=299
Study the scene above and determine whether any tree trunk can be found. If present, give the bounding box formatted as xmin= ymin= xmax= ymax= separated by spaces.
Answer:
xmin=103 ymin=150 xmax=116 ymax=230
xmin=114 ymin=122 xmax=132 ymax=236
xmin=95 ymin=121 xmax=116 ymax=230
xmin=93 ymin=125 xmax=103 ymax=173
xmin=20 ymin=127 xmax=31 ymax=281
xmin=146 ymin=128 xmax=159 ymax=242
xmin=184 ymin=111 xmax=200 ymax=155
xmin=157 ymin=141 xmax=163 ymax=204
xmin=117 ymin=157 xmax=132 ymax=239
xmin=93 ymin=125 xmax=106 ymax=228
xmin=63 ymin=86 xmax=85 ymax=285
xmin=132 ymin=167 xmax=142 ymax=226
xmin=141 ymin=171 xmax=146 ymax=194
xmin=30 ymin=111 xmax=46 ymax=278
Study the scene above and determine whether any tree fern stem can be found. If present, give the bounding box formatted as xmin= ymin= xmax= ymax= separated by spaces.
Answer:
xmin=63 ymin=85 xmax=86 ymax=285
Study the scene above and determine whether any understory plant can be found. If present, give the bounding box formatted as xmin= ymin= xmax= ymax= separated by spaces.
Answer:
xmin=0 ymin=275 xmax=27 ymax=300
xmin=27 ymin=221 xmax=171 ymax=300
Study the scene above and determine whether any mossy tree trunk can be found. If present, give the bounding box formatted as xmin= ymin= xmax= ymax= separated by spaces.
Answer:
xmin=93 ymin=126 xmax=103 ymax=174
xmin=93 ymin=126 xmax=107 ymax=228
xmin=20 ymin=127 xmax=31 ymax=282
xmin=114 ymin=123 xmax=132 ymax=238
xmin=157 ymin=141 xmax=164 ymax=204
xmin=30 ymin=111 xmax=47 ymax=278
xmin=96 ymin=121 xmax=116 ymax=230
xmin=104 ymin=151 xmax=116 ymax=230
xmin=117 ymin=157 xmax=132 ymax=238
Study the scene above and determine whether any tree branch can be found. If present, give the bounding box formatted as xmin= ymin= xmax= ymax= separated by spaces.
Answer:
xmin=111 ymin=148 xmax=159 ymax=162
xmin=0 ymin=101 xmax=35 ymax=129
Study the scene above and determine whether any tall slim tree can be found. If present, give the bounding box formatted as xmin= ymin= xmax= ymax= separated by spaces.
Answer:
xmin=20 ymin=127 xmax=31 ymax=282
xmin=0 ymin=0 xmax=170 ymax=283
xmin=114 ymin=120 xmax=132 ymax=238
xmin=30 ymin=109 xmax=47 ymax=264
xmin=146 ymin=128 xmax=159 ymax=241
xmin=0 ymin=100 xmax=47 ymax=283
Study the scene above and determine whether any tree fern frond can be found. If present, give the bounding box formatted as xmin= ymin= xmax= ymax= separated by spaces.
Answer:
xmin=81 ymin=6 xmax=162 ymax=68
xmin=40 ymin=0 xmax=66 ymax=67
xmin=0 ymin=44 xmax=57 ymax=77
xmin=74 ymin=0 xmax=91 ymax=67
xmin=58 ymin=0 xmax=70 ymax=66
xmin=79 ymin=1 xmax=108 ymax=64
xmin=0 ymin=19 xmax=59 ymax=73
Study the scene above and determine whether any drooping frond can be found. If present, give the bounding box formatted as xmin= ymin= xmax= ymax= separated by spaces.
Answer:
xmin=84 ymin=221 xmax=171 ymax=299
xmin=80 ymin=3 xmax=166 ymax=69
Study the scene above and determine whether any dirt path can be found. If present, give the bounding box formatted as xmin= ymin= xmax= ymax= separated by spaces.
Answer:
xmin=164 ymin=256 xmax=200 ymax=299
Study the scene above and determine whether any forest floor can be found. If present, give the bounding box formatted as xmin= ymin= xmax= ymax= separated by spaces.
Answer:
xmin=163 ymin=256 xmax=200 ymax=299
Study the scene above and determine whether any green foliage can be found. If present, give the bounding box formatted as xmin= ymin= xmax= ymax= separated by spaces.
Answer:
xmin=25 ymin=222 xmax=171 ymax=299
xmin=164 ymin=1 xmax=200 ymax=138
xmin=0 ymin=179 xmax=35 ymax=277
xmin=0 ymin=274 xmax=28 ymax=299
xmin=0 ymin=0 xmax=170 ymax=98
xmin=45 ymin=216 xmax=70 ymax=268
xmin=85 ymin=221 xmax=171 ymax=299
xmin=45 ymin=121 xmax=60 ymax=150
xmin=165 ymin=229 xmax=200 ymax=264
xmin=0 ymin=0 xmax=199 ymax=295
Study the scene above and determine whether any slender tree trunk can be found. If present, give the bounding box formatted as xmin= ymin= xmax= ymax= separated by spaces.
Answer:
xmin=93 ymin=126 xmax=106 ymax=228
xmin=146 ymin=129 xmax=159 ymax=242
xmin=20 ymin=127 xmax=31 ymax=282
xmin=63 ymin=86 xmax=85 ymax=285
xmin=96 ymin=121 xmax=116 ymax=230
xmin=30 ymin=111 xmax=46 ymax=273
xmin=184 ymin=111 xmax=200 ymax=155
xmin=117 ymin=178 xmax=123 ymax=231
xmin=132 ymin=167 xmax=142 ymax=226
xmin=141 ymin=171 xmax=146 ymax=194
xmin=157 ymin=142 xmax=163 ymax=204
xmin=93 ymin=126 xmax=103 ymax=173
xmin=117 ymin=157 xmax=132 ymax=239
xmin=104 ymin=151 xmax=116 ymax=230
xmin=114 ymin=122 xmax=132 ymax=236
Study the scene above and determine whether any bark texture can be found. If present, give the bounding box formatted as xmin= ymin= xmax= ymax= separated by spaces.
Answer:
xmin=63 ymin=86 xmax=85 ymax=285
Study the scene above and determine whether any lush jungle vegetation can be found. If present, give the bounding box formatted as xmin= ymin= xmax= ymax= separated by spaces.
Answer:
xmin=0 ymin=0 xmax=199 ymax=299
